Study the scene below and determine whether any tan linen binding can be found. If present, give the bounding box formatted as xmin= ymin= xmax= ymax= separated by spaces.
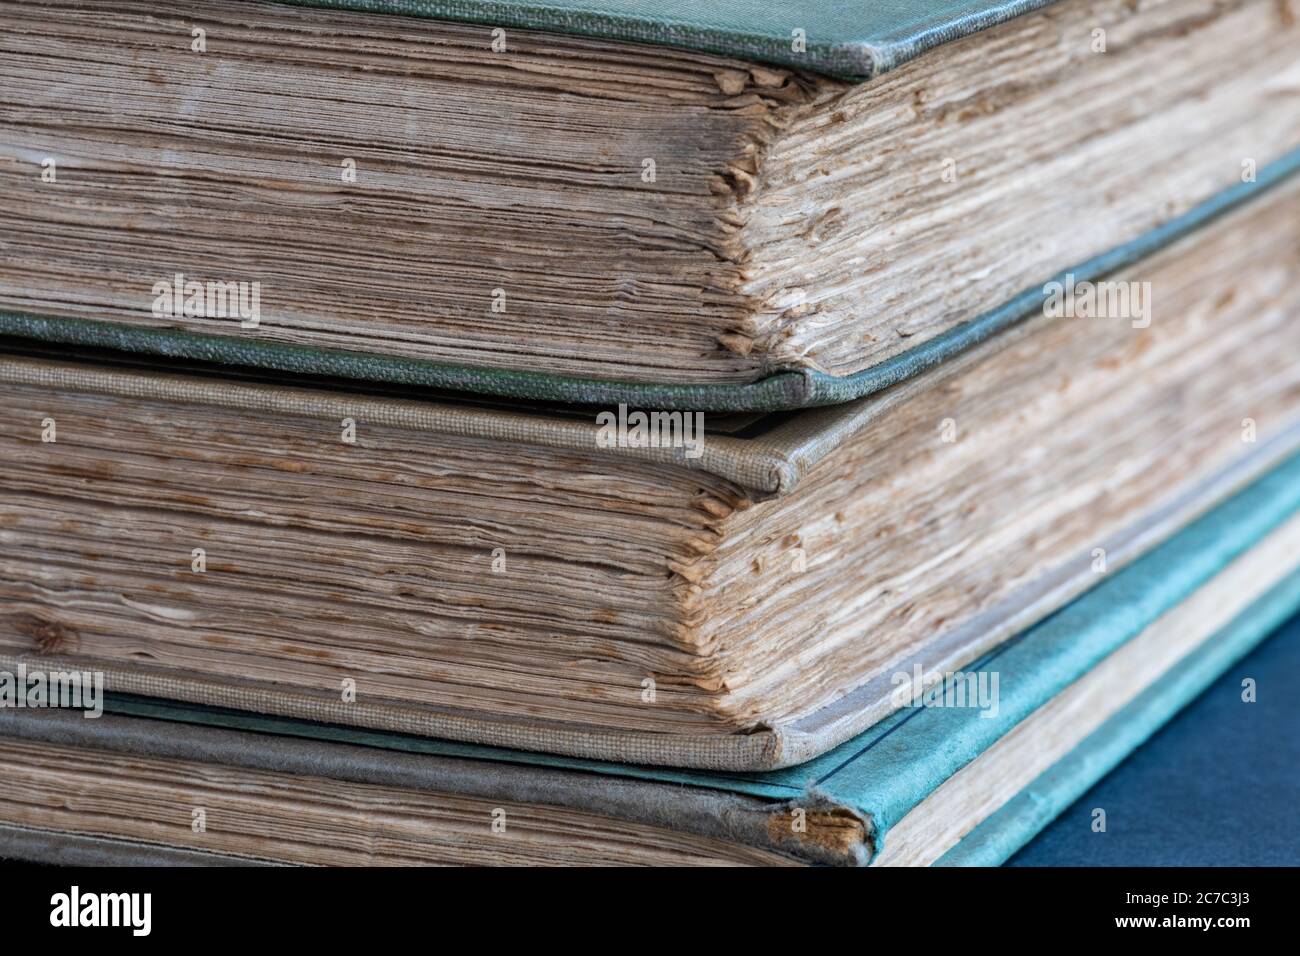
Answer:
xmin=0 ymin=651 xmax=777 ymax=770
xmin=0 ymin=355 xmax=791 ymax=494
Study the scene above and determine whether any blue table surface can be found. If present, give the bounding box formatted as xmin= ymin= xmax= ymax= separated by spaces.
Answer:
xmin=1008 ymin=609 xmax=1300 ymax=866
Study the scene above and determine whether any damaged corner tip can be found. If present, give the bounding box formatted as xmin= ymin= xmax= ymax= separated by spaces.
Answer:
xmin=714 ymin=449 xmax=802 ymax=501
xmin=768 ymin=456 xmax=804 ymax=496
xmin=825 ymin=40 xmax=888 ymax=82
xmin=765 ymin=790 xmax=874 ymax=866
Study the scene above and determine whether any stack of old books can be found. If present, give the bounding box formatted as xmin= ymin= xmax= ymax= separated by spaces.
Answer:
xmin=1 ymin=0 xmax=1298 ymax=866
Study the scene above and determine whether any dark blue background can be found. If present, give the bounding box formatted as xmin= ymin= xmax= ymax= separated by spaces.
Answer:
xmin=1010 ymin=610 xmax=1300 ymax=866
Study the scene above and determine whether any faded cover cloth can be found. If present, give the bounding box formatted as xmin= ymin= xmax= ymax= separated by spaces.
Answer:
xmin=5 ymin=451 xmax=1300 ymax=865
xmin=4 ymin=153 xmax=1299 ymax=412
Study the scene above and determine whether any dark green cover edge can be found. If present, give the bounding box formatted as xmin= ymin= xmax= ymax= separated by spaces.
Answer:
xmin=0 ymin=311 xmax=811 ymax=410
xmin=266 ymin=0 xmax=1057 ymax=81
xmin=6 ymin=150 xmax=1297 ymax=413
xmin=935 ymin=567 xmax=1300 ymax=866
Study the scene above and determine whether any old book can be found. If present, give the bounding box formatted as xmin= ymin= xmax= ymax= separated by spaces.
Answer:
xmin=2 ymin=0 xmax=1299 ymax=407
xmin=3 ymin=458 xmax=1299 ymax=866
xmin=2 ymin=175 xmax=1298 ymax=770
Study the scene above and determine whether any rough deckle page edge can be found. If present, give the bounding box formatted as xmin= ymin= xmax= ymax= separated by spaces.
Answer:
xmin=4 ymin=445 xmax=1299 ymax=772
xmin=4 ymin=149 xmax=1298 ymax=413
